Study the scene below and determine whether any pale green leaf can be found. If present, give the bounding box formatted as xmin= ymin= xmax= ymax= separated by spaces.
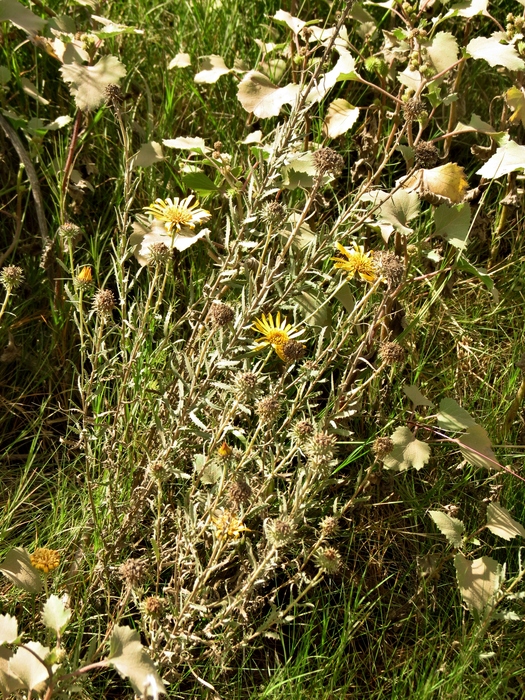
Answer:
xmin=323 ymin=98 xmax=360 ymax=138
xmin=455 ymin=113 xmax=503 ymax=137
xmin=454 ymin=553 xmax=503 ymax=614
xmin=162 ymin=136 xmax=210 ymax=153
xmin=60 ymin=55 xmax=126 ymax=111
xmin=348 ymin=2 xmax=376 ymax=38
xmin=426 ymin=32 xmax=459 ymax=74
xmin=0 ymin=647 xmax=23 ymax=696
xmin=279 ymin=213 xmax=315 ymax=250
xmin=168 ymin=53 xmax=191 ymax=69
xmin=281 ymin=152 xmax=318 ymax=190
xmin=402 ymin=385 xmax=434 ymax=407
xmin=0 ymin=0 xmax=46 ymax=34
xmin=434 ymin=203 xmax=471 ymax=250
xmin=237 ymin=71 xmax=299 ymax=118
xmin=486 ymin=502 xmax=525 ymax=541
xmin=20 ymin=78 xmax=49 ymax=105
xmin=0 ymin=615 xmax=17 ymax=644
xmin=379 ymin=190 xmax=420 ymax=235
xmin=334 ymin=284 xmax=355 ymax=313
xmin=132 ymin=141 xmax=164 ymax=169
xmin=9 ymin=642 xmax=50 ymax=691
xmin=437 ymin=398 xmax=476 ymax=431
xmin=296 ymin=290 xmax=330 ymax=327
xmin=42 ymin=595 xmax=71 ymax=634
xmin=273 ymin=9 xmax=306 ymax=33
xmin=467 ymin=32 xmax=525 ymax=71
xmin=183 ymin=172 xmax=219 ymax=196
xmin=451 ymin=0 xmax=488 ymax=17
xmin=397 ymin=67 xmax=422 ymax=90
xmin=382 ymin=426 xmax=431 ymax=471
xmin=429 ymin=510 xmax=465 ymax=547
xmin=476 ymin=140 xmax=525 ymax=179
xmin=106 ymin=625 xmax=166 ymax=696
xmin=0 ymin=548 xmax=42 ymax=594
xmin=0 ymin=66 xmax=10 ymax=85
xmin=194 ymin=55 xmax=230 ymax=84
xmin=458 ymin=424 xmax=500 ymax=470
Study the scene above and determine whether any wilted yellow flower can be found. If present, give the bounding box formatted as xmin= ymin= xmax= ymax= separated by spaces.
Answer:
xmin=332 ymin=242 xmax=377 ymax=283
xmin=217 ymin=441 xmax=233 ymax=458
xmin=211 ymin=510 xmax=249 ymax=540
xmin=30 ymin=548 xmax=60 ymax=574
xmin=252 ymin=312 xmax=305 ymax=361
xmin=144 ymin=195 xmax=210 ymax=233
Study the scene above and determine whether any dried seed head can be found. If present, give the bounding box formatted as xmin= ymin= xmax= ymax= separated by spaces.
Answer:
xmin=261 ymin=201 xmax=287 ymax=225
xmin=414 ymin=141 xmax=440 ymax=168
xmin=105 ymin=84 xmax=124 ymax=105
xmin=209 ymin=302 xmax=234 ymax=327
xmin=313 ymin=147 xmax=345 ymax=176
xmin=213 ymin=141 xmax=223 ymax=152
xmin=235 ymin=371 xmax=260 ymax=400
xmin=147 ymin=461 xmax=167 ymax=481
xmin=119 ymin=558 xmax=147 ymax=588
xmin=74 ymin=266 xmax=94 ymax=292
xmin=315 ymin=546 xmax=342 ymax=574
xmin=373 ymin=251 xmax=405 ymax=288
xmin=92 ymin=289 xmax=116 ymax=318
xmin=280 ymin=339 xmax=306 ymax=362
xmin=304 ymin=431 xmax=338 ymax=461
xmin=58 ymin=222 xmax=82 ymax=240
xmin=319 ymin=515 xmax=340 ymax=538
xmin=403 ymin=98 xmax=425 ymax=122
xmin=144 ymin=596 xmax=165 ymax=617
xmin=228 ymin=478 xmax=252 ymax=508
xmin=372 ymin=436 xmax=394 ymax=459
xmin=264 ymin=517 xmax=297 ymax=548
xmin=379 ymin=340 xmax=406 ymax=364
xmin=0 ymin=265 xmax=24 ymax=292
xmin=148 ymin=242 xmax=171 ymax=266
xmin=292 ymin=419 xmax=314 ymax=443
xmin=30 ymin=548 xmax=60 ymax=574
xmin=256 ymin=395 xmax=281 ymax=423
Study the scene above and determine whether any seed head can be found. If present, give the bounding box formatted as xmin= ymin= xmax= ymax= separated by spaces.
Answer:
xmin=144 ymin=596 xmax=165 ymax=617
xmin=119 ymin=558 xmax=146 ymax=588
xmin=319 ymin=515 xmax=340 ymax=538
xmin=147 ymin=461 xmax=167 ymax=481
xmin=0 ymin=265 xmax=24 ymax=292
xmin=92 ymin=289 xmax=116 ymax=318
xmin=235 ymin=372 xmax=260 ymax=401
xmin=315 ymin=546 xmax=342 ymax=574
xmin=313 ymin=147 xmax=345 ymax=176
xmin=228 ymin=478 xmax=252 ymax=508
xmin=403 ymin=98 xmax=425 ymax=122
xmin=292 ymin=419 xmax=314 ymax=444
xmin=209 ymin=302 xmax=235 ymax=327
xmin=30 ymin=548 xmax=60 ymax=574
xmin=415 ymin=141 xmax=440 ymax=168
xmin=264 ymin=517 xmax=297 ymax=548
xmin=58 ymin=222 xmax=82 ymax=240
xmin=261 ymin=201 xmax=287 ymax=225
xmin=280 ymin=339 xmax=307 ymax=363
xmin=256 ymin=395 xmax=281 ymax=423
xmin=148 ymin=242 xmax=171 ymax=266
xmin=372 ymin=436 xmax=394 ymax=459
xmin=373 ymin=251 xmax=405 ymax=288
xmin=105 ymin=84 xmax=124 ymax=105
xmin=379 ymin=340 xmax=406 ymax=364
xmin=304 ymin=431 xmax=337 ymax=462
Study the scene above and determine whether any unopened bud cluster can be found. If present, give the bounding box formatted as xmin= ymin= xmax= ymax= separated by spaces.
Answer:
xmin=148 ymin=242 xmax=171 ymax=266
xmin=235 ymin=371 xmax=260 ymax=401
xmin=315 ymin=546 xmax=342 ymax=574
xmin=58 ymin=222 xmax=82 ymax=240
xmin=0 ymin=265 xmax=24 ymax=292
xmin=319 ymin=515 xmax=340 ymax=538
xmin=292 ymin=419 xmax=314 ymax=444
xmin=506 ymin=13 xmax=524 ymax=39
xmin=304 ymin=431 xmax=337 ymax=471
xmin=264 ymin=517 xmax=297 ymax=548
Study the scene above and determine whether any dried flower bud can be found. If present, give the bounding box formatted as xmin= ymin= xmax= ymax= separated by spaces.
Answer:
xmin=264 ymin=517 xmax=297 ymax=548
xmin=292 ymin=419 xmax=314 ymax=443
xmin=280 ymin=339 xmax=306 ymax=362
xmin=30 ymin=548 xmax=60 ymax=573
xmin=147 ymin=461 xmax=167 ymax=481
xmin=92 ymin=289 xmax=116 ymax=318
xmin=261 ymin=201 xmax=287 ymax=225
xmin=58 ymin=222 xmax=82 ymax=240
xmin=256 ymin=395 xmax=281 ymax=423
xmin=144 ymin=596 xmax=165 ymax=616
xmin=148 ymin=242 xmax=171 ymax=266
xmin=119 ymin=558 xmax=146 ymax=587
xmin=414 ymin=141 xmax=440 ymax=168
xmin=209 ymin=302 xmax=234 ymax=327
xmin=74 ymin=266 xmax=93 ymax=292
xmin=228 ymin=478 xmax=252 ymax=508
xmin=0 ymin=265 xmax=24 ymax=292
xmin=313 ymin=147 xmax=345 ymax=176
xmin=379 ymin=340 xmax=406 ymax=364
xmin=315 ymin=546 xmax=342 ymax=574
xmin=235 ymin=371 xmax=260 ymax=400
xmin=304 ymin=431 xmax=337 ymax=463
xmin=372 ymin=436 xmax=394 ymax=459
xmin=373 ymin=251 xmax=405 ymax=288
xmin=319 ymin=515 xmax=340 ymax=538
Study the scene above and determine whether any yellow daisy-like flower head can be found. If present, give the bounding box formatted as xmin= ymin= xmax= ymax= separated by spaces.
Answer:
xmin=30 ymin=548 xmax=60 ymax=574
xmin=211 ymin=510 xmax=250 ymax=541
xmin=252 ymin=312 xmax=305 ymax=361
xmin=144 ymin=195 xmax=211 ymax=233
xmin=332 ymin=241 xmax=377 ymax=283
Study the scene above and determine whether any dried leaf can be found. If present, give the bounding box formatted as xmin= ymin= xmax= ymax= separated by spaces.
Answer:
xmin=426 ymin=32 xmax=459 ymax=74
xmin=382 ymin=426 xmax=431 ymax=471
xmin=9 ymin=642 xmax=50 ymax=691
xmin=194 ymin=55 xmax=230 ymax=84
xmin=0 ymin=548 xmax=42 ymax=594
xmin=323 ymin=98 xmax=359 ymax=138
xmin=106 ymin=625 xmax=166 ymax=696
xmin=0 ymin=0 xmax=46 ymax=35
xmin=401 ymin=163 xmax=468 ymax=204
xmin=486 ymin=502 xmax=525 ymax=541
xmin=42 ymin=595 xmax=71 ymax=633
xmin=454 ymin=553 xmax=502 ymax=614
xmin=60 ymin=55 xmax=126 ymax=111
xmin=429 ymin=510 xmax=465 ymax=547
xmin=237 ymin=71 xmax=299 ymax=118
xmin=434 ymin=203 xmax=470 ymax=250
xmin=477 ymin=139 xmax=525 ymax=179
xmin=467 ymin=32 xmax=525 ymax=71
xmin=168 ymin=53 xmax=191 ymax=69
xmin=402 ymin=385 xmax=434 ymax=407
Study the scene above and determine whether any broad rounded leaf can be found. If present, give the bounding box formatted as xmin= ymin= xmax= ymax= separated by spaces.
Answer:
xmin=426 ymin=31 xmax=459 ymax=74
xmin=323 ymin=98 xmax=359 ymax=138
xmin=382 ymin=426 xmax=431 ymax=471
xmin=0 ymin=615 xmax=17 ymax=644
xmin=42 ymin=595 xmax=71 ymax=634
xmin=437 ymin=398 xmax=476 ymax=431
xmin=467 ymin=32 xmax=525 ymax=71
xmin=403 ymin=385 xmax=434 ymax=407
xmin=379 ymin=190 xmax=420 ymax=235
xmin=0 ymin=0 xmax=46 ymax=35
xmin=60 ymin=55 xmax=126 ymax=111
xmin=476 ymin=140 xmax=525 ymax=179
xmin=237 ymin=71 xmax=299 ymax=118
xmin=132 ymin=141 xmax=164 ymax=168
xmin=452 ymin=0 xmax=488 ymax=17
xmin=281 ymin=151 xmax=317 ymax=189
xmin=454 ymin=553 xmax=502 ymax=614
xmin=506 ymin=86 xmax=525 ymax=127
xmin=429 ymin=510 xmax=465 ymax=547
xmin=162 ymin=136 xmax=210 ymax=153
xmin=0 ymin=648 xmax=23 ymax=696
xmin=9 ymin=642 xmax=50 ymax=691
xmin=458 ymin=424 xmax=500 ymax=470
xmin=434 ymin=203 xmax=470 ymax=250
xmin=401 ymin=163 xmax=468 ymax=204
xmin=194 ymin=55 xmax=230 ymax=84
xmin=106 ymin=625 xmax=165 ymax=696
xmin=168 ymin=53 xmax=191 ymax=69
xmin=273 ymin=9 xmax=305 ymax=33
xmin=486 ymin=502 xmax=525 ymax=541
xmin=0 ymin=548 xmax=42 ymax=594
xmin=183 ymin=172 xmax=219 ymax=196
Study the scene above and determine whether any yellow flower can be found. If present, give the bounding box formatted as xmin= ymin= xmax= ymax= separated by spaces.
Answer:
xmin=144 ymin=195 xmax=210 ymax=233
xmin=332 ymin=242 xmax=377 ymax=283
xmin=30 ymin=548 xmax=60 ymax=574
xmin=217 ymin=441 xmax=233 ymax=458
xmin=252 ymin=312 xmax=305 ymax=361
xmin=76 ymin=266 xmax=93 ymax=283
xmin=211 ymin=510 xmax=249 ymax=540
